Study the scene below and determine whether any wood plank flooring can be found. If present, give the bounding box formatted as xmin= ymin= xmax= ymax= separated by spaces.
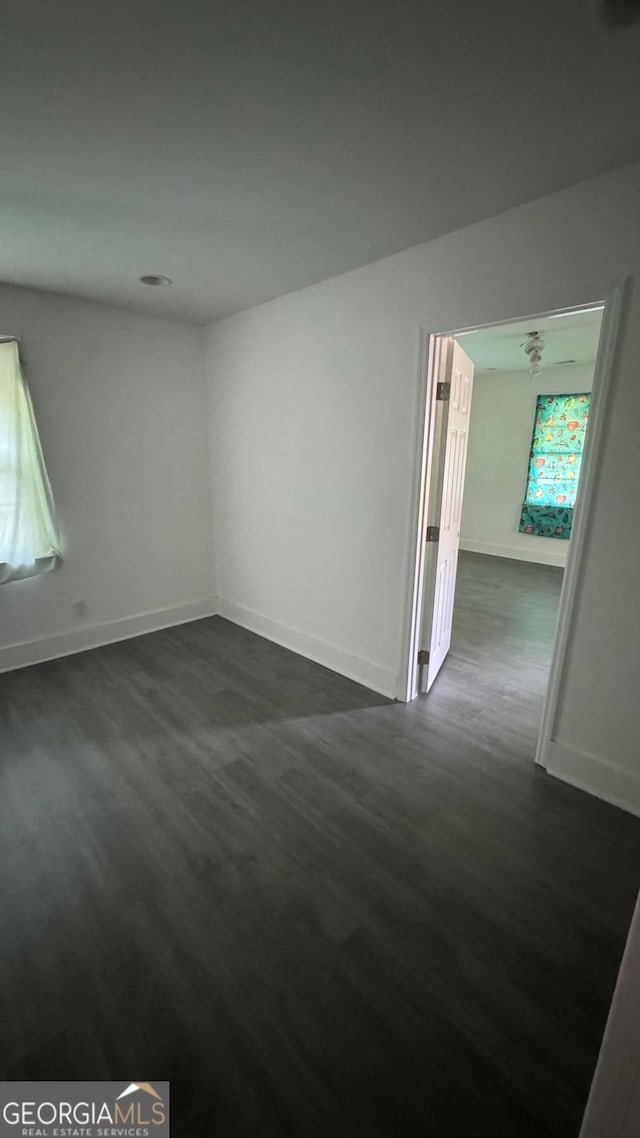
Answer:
xmin=1 ymin=552 xmax=639 ymax=1137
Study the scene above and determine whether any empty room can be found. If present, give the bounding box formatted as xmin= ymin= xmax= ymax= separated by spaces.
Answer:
xmin=1 ymin=3 xmax=640 ymax=1137
xmin=408 ymin=308 xmax=603 ymax=757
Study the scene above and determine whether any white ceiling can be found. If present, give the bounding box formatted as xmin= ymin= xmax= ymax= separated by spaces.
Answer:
xmin=1 ymin=2 xmax=640 ymax=324
xmin=456 ymin=307 xmax=604 ymax=373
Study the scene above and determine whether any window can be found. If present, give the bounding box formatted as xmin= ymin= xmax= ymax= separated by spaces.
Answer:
xmin=518 ymin=391 xmax=591 ymax=541
xmin=0 ymin=339 xmax=62 ymax=584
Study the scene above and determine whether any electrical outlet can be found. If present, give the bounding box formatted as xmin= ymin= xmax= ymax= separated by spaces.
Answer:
xmin=72 ymin=600 xmax=88 ymax=618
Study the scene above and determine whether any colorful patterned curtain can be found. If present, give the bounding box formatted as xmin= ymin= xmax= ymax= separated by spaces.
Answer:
xmin=518 ymin=391 xmax=590 ymax=541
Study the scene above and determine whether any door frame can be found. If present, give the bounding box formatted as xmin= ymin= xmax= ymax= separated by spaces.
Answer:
xmin=398 ymin=278 xmax=627 ymax=768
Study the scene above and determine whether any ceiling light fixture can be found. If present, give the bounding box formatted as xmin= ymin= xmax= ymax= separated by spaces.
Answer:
xmin=522 ymin=330 xmax=545 ymax=378
xmin=139 ymin=274 xmax=173 ymax=287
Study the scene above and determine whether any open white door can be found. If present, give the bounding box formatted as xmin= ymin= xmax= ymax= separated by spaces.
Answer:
xmin=418 ymin=338 xmax=475 ymax=692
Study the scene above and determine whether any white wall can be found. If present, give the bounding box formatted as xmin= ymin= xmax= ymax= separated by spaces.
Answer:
xmin=580 ymin=891 xmax=640 ymax=1138
xmin=460 ymin=363 xmax=595 ymax=568
xmin=0 ymin=284 xmax=215 ymax=669
xmin=205 ymin=161 xmax=640 ymax=818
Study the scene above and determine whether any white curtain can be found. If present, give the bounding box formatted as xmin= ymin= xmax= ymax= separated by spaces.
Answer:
xmin=0 ymin=340 xmax=62 ymax=584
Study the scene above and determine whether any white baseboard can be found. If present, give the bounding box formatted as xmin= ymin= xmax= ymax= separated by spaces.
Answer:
xmin=544 ymin=739 xmax=640 ymax=819
xmin=218 ymin=596 xmax=396 ymax=699
xmin=460 ymin=537 xmax=567 ymax=568
xmin=0 ymin=596 xmax=219 ymax=673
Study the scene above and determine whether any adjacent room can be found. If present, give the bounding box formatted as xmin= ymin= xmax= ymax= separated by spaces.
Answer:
xmin=1 ymin=3 xmax=640 ymax=1137
xmin=412 ymin=307 xmax=603 ymax=759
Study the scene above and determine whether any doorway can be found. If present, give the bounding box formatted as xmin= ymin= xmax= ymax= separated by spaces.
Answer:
xmin=402 ymin=295 xmax=618 ymax=768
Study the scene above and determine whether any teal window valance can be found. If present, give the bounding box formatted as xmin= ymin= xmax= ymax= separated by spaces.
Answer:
xmin=518 ymin=391 xmax=591 ymax=541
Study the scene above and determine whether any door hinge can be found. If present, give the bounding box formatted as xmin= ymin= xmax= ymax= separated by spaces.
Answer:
xmin=436 ymin=381 xmax=451 ymax=401
xmin=417 ymin=650 xmax=430 ymax=666
xmin=425 ymin=525 xmax=440 ymax=543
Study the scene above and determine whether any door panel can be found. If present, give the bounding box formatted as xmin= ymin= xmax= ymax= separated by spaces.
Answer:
xmin=420 ymin=339 xmax=475 ymax=692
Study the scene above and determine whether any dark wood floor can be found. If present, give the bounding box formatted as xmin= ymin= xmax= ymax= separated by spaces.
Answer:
xmin=1 ymin=552 xmax=638 ymax=1138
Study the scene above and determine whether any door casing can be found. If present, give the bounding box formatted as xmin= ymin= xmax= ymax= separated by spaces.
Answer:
xmin=398 ymin=278 xmax=626 ymax=772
